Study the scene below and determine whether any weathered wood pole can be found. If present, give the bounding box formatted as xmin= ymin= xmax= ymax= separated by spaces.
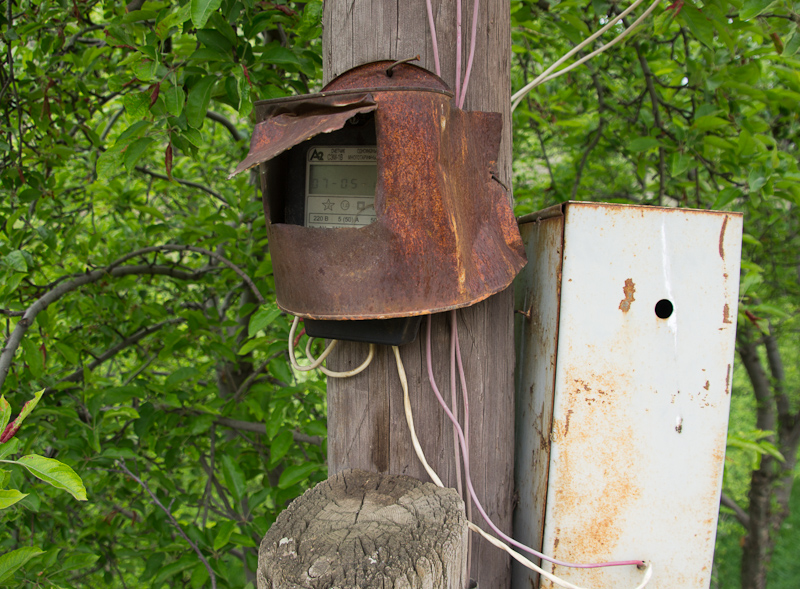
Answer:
xmin=323 ymin=2 xmax=515 ymax=588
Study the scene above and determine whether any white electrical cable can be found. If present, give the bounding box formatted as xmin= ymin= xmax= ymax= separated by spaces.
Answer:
xmin=288 ymin=316 xmax=337 ymax=371
xmin=510 ymin=0 xmax=649 ymax=104
xmin=510 ymin=0 xmax=663 ymax=112
xmin=306 ymin=337 xmax=376 ymax=378
xmin=391 ymin=347 xmax=654 ymax=589
xmin=288 ymin=315 xmax=375 ymax=378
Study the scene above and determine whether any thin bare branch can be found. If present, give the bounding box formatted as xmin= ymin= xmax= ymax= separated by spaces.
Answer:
xmin=50 ymin=319 xmax=184 ymax=391
xmin=115 ymin=462 xmax=216 ymax=589
xmin=134 ymin=166 xmax=228 ymax=205
xmin=720 ymin=492 xmax=750 ymax=529
xmin=206 ymin=111 xmax=246 ymax=142
xmin=214 ymin=416 xmax=322 ymax=446
xmin=108 ymin=244 xmax=264 ymax=304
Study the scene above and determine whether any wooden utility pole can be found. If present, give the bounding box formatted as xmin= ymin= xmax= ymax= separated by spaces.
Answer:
xmin=322 ymin=2 xmax=515 ymax=588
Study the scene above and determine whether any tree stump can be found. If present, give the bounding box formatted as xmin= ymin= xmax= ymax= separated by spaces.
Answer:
xmin=257 ymin=469 xmax=468 ymax=589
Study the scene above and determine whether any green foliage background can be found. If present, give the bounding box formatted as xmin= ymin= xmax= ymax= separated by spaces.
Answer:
xmin=0 ymin=0 xmax=798 ymax=587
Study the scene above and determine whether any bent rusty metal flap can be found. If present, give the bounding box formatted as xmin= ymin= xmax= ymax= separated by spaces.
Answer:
xmin=228 ymin=95 xmax=377 ymax=178
xmin=233 ymin=61 xmax=526 ymax=320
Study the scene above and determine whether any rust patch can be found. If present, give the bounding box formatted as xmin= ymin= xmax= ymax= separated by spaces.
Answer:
xmin=548 ymin=368 xmax=642 ymax=565
xmin=618 ymin=278 xmax=636 ymax=313
xmin=723 ymin=303 xmax=732 ymax=324
xmin=564 ymin=409 xmax=574 ymax=437
xmin=719 ymin=215 xmax=728 ymax=260
xmin=704 ymin=381 xmax=710 ymax=390
xmin=725 ymin=364 xmax=731 ymax=395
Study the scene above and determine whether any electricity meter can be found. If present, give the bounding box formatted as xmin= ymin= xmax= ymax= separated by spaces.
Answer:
xmin=230 ymin=61 xmax=526 ymax=346
xmin=303 ymin=146 xmax=377 ymax=229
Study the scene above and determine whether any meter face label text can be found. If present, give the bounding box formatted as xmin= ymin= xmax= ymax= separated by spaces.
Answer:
xmin=305 ymin=146 xmax=377 ymax=228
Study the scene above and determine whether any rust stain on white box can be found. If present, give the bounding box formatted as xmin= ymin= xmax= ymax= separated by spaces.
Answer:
xmin=513 ymin=202 xmax=743 ymax=589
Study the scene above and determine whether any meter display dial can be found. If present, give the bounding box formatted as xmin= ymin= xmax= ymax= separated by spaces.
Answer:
xmin=305 ymin=146 xmax=377 ymax=228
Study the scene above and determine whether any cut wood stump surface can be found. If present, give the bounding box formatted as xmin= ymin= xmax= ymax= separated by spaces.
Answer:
xmin=257 ymin=469 xmax=468 ymax=589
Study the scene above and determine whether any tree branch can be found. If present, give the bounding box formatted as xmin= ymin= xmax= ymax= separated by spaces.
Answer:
xmin=634 ymin=42 xmax=666 ymax=205
xmin=737 ymin=331 xmax=776 ymax=433
xmin=50 ymin=319 xmax=184 ymax=391
xmin=115 ymin=461 xmax=217 ymax=589
xmin=572 ymin=119 xmax=605 ymax=200
xmin=206 ymin=111 xmax=246 ymax=142
xmin=764 ymin=330 xmax=790 ymax=425
xmin=214 ymin=416 xmax=322 ymax=446
xmin=134 ymin=166 xmax=228 ymax=205
xmin=0 ymin=255 xmax=212 ymax=393
xmin=721 ymin=492 xmax=750 ymax=529
xmin=108 ymin=244 xmax=265 ymax=304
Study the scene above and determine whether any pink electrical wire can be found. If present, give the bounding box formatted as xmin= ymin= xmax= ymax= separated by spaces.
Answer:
xmin=426 ymin=315 xmax=645 ymax=570
xmin=425 ymin=0 xmax=442 ymax=76
xmin=455 ymin=0 xmax=463 ymax=105
xmin=447 ymin=315 xmax=464 ymax=501
xmin=458 ymin=0 xmax=480 ymax=109
xmin=451 ymin=310 xmax=473 ymax=576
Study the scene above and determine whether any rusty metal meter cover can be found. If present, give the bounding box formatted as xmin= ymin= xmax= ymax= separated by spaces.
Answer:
xmin=230 ymin=61 xmax=526 ymax=320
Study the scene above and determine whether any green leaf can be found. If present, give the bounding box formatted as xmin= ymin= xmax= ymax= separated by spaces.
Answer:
xmin=10 ymin=455 xmax=87 ymax=501
xmin=3 ymin=250 xmax=27 ymax=272
xmin=784 ymin=31 xmax=800 ymax=57
xmin=53 ymin=342 xmax=79 ymax=366
xmin=122 ymin=91 xmax=150 ymax=120
xmin=58 ymin=552 xmax=100 ymax=572
xmin=703 ymin=135 xmax=736 ymax=151
xmin=213 ymin=520 xmax=236 ymax=550
xmin=100 ymin=447 xmax=139 ymax=460
xmin=748 ymin=168 xmax=767 ymax=193
xmin=123 ymin=137 xmax=156 ymax=172
xmin=3 ymin=389 xmax=43 ymax=435
xmin=132 ymin=56 xmax=158 ymax=82
xmin=278 ymin=462 xmax=319 ymax=489
xmin=0 ymin=439 xmax=20 ymax=460
xmin=739 ymin=0 xmax=776 ymax=21
xmin=269 ymin=430 xmax=294 ymax=465
xmin=248 ymin=303 xmax=282 ymax=337
xmin=238 ymin=336 xmax=271 ymax=355
xmin=670 ymin=152 xmax=691 ymax=176
xmin=197 ymin=29 xmax=232 ymax=54
xmin=261 ymin=44 xmax=302 ymax=66
xmin=165 ymin=366 xmax=199 ymax=389
xmin=164 ymin=81 xmax=186 ymax=118
xmin=653 ymin=6 xmax=679 ymax=35
xmin=628 ymin=137 xmax=660 ymax=152
xmin=0 ymin=489 xmax=27 ymax=509
xmin=22 ymin=339 xmax=44 ymax=378
xmin=191 ymin=0 xmax=223 ymax=29
xmin=693 ymin=115 xmax=731 ymax=131
xmin=186 ymin=76 xmax=217 ymax=129
xmin=153 ymin=555 xmax=200 ymax=585
xmin=96 ymin=146 xmax=125 ymax=180
xmin=680 ymin=4 xmax=714 ymax=48
xmin=0 ymin=546 xmax=45 ymax=583
xmin=190 ymin=562 xmax=210 ymax=589
xmin=221 ymin=454 xmax=246 ymax=502
xmin=0 ymin=397 xmax=10 ymax=437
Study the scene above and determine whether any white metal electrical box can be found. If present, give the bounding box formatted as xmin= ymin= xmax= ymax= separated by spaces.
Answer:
xmin=512 ymin=202 xmax=743 ymax=589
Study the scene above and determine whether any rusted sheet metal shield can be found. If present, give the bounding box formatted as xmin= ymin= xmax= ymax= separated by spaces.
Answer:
xmin=232 ymin=61 xmax=526 ymax=320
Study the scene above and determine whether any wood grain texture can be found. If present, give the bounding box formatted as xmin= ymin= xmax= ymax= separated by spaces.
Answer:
xmin=323 ymin=2 xmax=514 ymax=587
xmin=258 ymin=469 xmax=468 ymax=588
